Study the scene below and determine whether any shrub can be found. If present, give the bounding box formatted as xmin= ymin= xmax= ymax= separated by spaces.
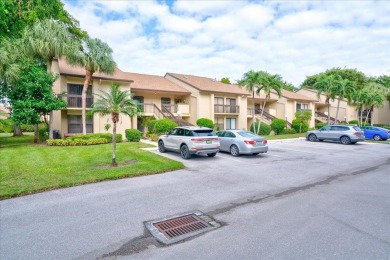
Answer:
xmin=281 ymin=128 xmax=297 ymax=134
xmin=125 ymin=129 xmax=142 ymax=142
xmin=38 ymin=124 xmax=49 ymax=141
xmin=149 ymin=133 xmax=161 ymax=141
xmin=47 ymin=138 xmax=108 ymax=146
xmin=271 ymin=118 xmax=286 ymax=135
xmin=291 ymin=119 xmax=309 ymax=133
xmin=20 ymin=124 xmax=34 ymax=132
xmin=0 ymin=118 xmax=14 ymax=133
xmin=67 ymin=133 xmax=122 ymax=143
xmin=315 ymin=122 xmax=327 ymax=129
xmin=148 ymin=120 xmax=158 ymax=133
xmin=154 ymin=118 xmax=178 ymax=133
xmin=196 ymin=118 xmax=214 ymax=128
xmin=374 ymin=124 xmax=390 ymax=130
xmin=250 ymin=122 xmax=271 ymax=136
xmin=349 ymin=120 xmax=358 ymax=125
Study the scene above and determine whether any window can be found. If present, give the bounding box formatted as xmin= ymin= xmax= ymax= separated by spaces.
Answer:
xmin=175 ymin=128 xmax=184 ymax=136
xmin=226 ymin=98 xmax=237 ymax=113
xmin=214 ymin=117 xmax=223 ymax=130
xmin=67 ymin=84 xmax=92 ymax=108
xmin=216 ymin=131 xmax=225 ymax=137
xmin=296 ymin=103 xmax=308 ymax=111
xmin=161 ymin=97 xmax=171 ymax=111
xmin=226 ymin=118 xmax=236 ymax=130
xmin=133 ymin=96 xmax=144 ymax=112
xmin=192 ymin=130 xmax=216 ymax=136
xmin=225 ymin=131 xmax=236 ymax=138
xmin=214 ymin=97 xmax=224 ymax=113
xmin=68 ymin=115 xmax=93 ymax=133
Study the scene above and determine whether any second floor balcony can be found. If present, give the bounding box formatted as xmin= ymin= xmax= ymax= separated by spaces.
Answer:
xmin=215 ymin=105 xmax=239 ymax=114
xmin=61 ymin=94 xmax=93 ymax=108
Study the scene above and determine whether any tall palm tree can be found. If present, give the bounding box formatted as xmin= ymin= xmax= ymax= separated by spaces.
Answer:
xmin=238 ymin=70 xmax=258 ymax=128
xmin=67 ymin=37 xmax=116 ymax=135
xmin=21 ymin=19 xmax=80 ymax=138
xmin=334 ymin=78 xmax=354 ymax=124
xmin=314 ymin=74 xmax=339 ymax=124
xmin=90 ymin=83 xmax=138 ymax=166
xmin=254 ymin=71 xmax=283 ymax=133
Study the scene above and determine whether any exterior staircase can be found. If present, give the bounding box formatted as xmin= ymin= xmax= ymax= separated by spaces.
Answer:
xmin=255 ymin=108 xmax=292 ymax=128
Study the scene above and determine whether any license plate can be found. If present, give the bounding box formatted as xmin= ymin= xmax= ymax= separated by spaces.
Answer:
xmin=206 ymin=140 xmax=212 ymax=144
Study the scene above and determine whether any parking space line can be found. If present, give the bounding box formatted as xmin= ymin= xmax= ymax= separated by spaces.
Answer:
xmin=265 ymin=153 xmax=283 ymax=158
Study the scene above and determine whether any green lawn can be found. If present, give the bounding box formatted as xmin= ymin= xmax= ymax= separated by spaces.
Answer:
xmin=0 ymin=134 xmax=184 ymax=199
xmin=264 ymin=133 xmax=306 ymax=140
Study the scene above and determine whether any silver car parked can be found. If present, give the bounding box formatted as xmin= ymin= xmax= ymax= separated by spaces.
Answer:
xmin=158 ymin=126 xmax=220 ymax=159
xmin=306 ymin=125 xmax=365 ymax=144
xmin=216 ymin=130 xmax=268 ymax=156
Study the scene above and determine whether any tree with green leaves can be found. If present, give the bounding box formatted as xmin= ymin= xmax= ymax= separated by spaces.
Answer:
xmin=68 ymin=37 xmax=116 ymax=135
xmin=0 ymin=0 xmax=86 ymax=38
xmin=20 ymin=19 xmax=80 ymax=138
xmin=8 ymin=61 xmax=66 ymax=142
xmin=220 ymin=77 xmax=231 ymax=84
xmin=89 ymin=84 xmax=138 ymax=166
xmin=294 ymin=109 xmax=312 ymax=133
xmin=334 ymin=78 xmax=354 ymax=124
xmin=238 ymin=70 xmax=258 ymax=129
xmin=313 ymin=74 xmax=340 ymax=124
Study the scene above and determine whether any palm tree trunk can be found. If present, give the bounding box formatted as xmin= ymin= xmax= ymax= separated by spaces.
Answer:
xmin=359 ymin=105 xmax=364 ymax=127
xmin=82 ymin=70 xmax=92 ymax=135
xmin=334 ymin=99 xmax=341 ymax=124
xmin=327 ymin=103 xmax=330 ymax=125
xmin=112 ymin=120 xmax=118 ymax=166
xmin=47 ymin=60 xmax=54 ymax=139
xmin=33 ymin=124 xmax=38 ymax=143
xmin=257 ymin=100 xmax=267 ymax=134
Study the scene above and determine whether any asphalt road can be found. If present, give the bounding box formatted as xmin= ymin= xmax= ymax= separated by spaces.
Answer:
xmin=1 ymin=139 xmax=389 ymax=260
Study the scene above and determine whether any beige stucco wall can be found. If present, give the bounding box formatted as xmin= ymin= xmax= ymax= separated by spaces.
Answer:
xmin=371 ymin=101 xmax=390 ymax=125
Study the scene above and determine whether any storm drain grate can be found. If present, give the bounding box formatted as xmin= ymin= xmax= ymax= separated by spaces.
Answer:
xmin=153 ymin=214 xmax=210 ymax=239
xmin=145 ymin=210 xmax=220 ymax=245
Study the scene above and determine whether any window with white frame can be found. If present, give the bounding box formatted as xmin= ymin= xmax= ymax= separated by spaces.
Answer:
xmin=214 ymin=117 xmax=224 ymax=130
xmin=214 ymin=97 xmax=224 ymax=113
xmin=226 ymin=118 xmax=236 ymax=130
xmin=296 ymin=103 xmax=309 ymax=111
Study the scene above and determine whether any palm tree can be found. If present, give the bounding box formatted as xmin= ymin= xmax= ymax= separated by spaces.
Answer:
xmin=314 ymin=74 xmax=339 ymax=124
xmin=90 ymin=83 xmax=138 ymax=166
xmin=67 ymin=37 xmax=116 ymax=135
xmin=254 ymin=71 xmax=283 ymax=133
xmin=334 ymin=78 xmax=354 ymax=124
xmin=21 ymin=19 xmax=80 ymax=138
xmin=238 ymin=70 xmax=258 ymax=128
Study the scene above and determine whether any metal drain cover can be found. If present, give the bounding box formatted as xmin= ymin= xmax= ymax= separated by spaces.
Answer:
xmin=145 ymin=210 xmax=220 ymax=245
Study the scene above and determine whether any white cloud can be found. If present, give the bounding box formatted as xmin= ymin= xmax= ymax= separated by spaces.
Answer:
xmin=63 ymin=0 xmax=390 ymax=86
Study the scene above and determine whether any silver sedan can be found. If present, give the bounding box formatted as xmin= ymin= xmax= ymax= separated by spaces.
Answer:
xmin=216 ymin=130 xmax=268 ymax=156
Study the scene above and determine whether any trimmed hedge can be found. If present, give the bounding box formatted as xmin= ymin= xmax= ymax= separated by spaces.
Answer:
xmin=281 ymin=128 xmax=297 ymax=134
xmin=38 ymin=125 xmax=49 ymax=141
xmin=154 ymin=118 xmax=178 ymax=133
xmin=271 ymin=118 xmax=286 ymax=135
xmin=125 ymin=129 xmax=142 ymax=142
xmin=315 ymin=122 xmax=327 ymax=129
xmin=196 ymin=118 xmax=214 ymax=128
xmin=292 ymin=119 xmax=309 ymax=133
xmin=250 ymin=122 xmax=271 ymax=136
xmin=148 ymin=133 xmax=160 ymax=141
xmin=67 ymin=133 xmax=122 ymax=143
xmin=348 ymin=120 xmax=358 ymax=125
xmin=47 ymin=138 xmax=108 ymax=146
xmin=148 ymin=120 xmax=158 ymax=133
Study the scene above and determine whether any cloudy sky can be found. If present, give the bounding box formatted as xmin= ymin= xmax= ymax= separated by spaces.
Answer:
xmin=63 ymin=0 xmax=390 ymax=86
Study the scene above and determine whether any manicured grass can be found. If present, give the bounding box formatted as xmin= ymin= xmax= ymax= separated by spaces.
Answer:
xmin=0 ymin=135 xmax=184 ymax=199
xmin=364 ymin=140 xmax=390 ymax=144
xmin=264 ymin=133 xmax=306 ymax=140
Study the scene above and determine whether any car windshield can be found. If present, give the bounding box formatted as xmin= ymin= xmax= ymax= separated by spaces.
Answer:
xmin=193 ymin=130 xmax=216 ymax=136
xmin=353 ymin=126 xmax=362 ymax=131
xmin=237 ymin=131 xmax=257 ymax=138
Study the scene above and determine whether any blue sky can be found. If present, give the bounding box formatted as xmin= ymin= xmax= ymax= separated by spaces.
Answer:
xmin=63 ymin=0 xmax=390 ymax=86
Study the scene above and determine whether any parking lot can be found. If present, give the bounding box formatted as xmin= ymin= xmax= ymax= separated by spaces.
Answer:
xmin=1 ymin=139 xmax=389 ymax=260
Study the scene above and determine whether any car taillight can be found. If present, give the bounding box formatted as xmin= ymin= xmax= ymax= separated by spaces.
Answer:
xmin=191 ymin=138 xmax=204 ymax=143
xmin=353 ymin=132 xmax=361 ymax=136
xmin=244 ymin=140 xmax=255 ymax=145
xmin=263 ymin=139 xmax=267 ymax=145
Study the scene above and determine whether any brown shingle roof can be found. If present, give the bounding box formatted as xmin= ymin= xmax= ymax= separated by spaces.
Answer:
xmin=279 ymin=89 xmax=317 ymax=101
xmin=124 ymin=72 xmax=190 ymax=94
xmin=58 ymin=58 xmax=133 ymax=83
xmin=166 ymin=73 xmax=250 ymax=96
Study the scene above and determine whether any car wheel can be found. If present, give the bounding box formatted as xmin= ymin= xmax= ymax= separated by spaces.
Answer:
xmin=308 ymin=134 xmax=317 ymax=142
xmin=158 ymin=140 xmax=166 ymax=153
xmin=207 ymin=153 xmax=216 ymax=157
xmin=373 ymin=134 xmax=382 ymax=141
xmin=230 ymin=144 xmax=240 ymax=157
xmin=252 ymin=153 xmax=259 ymax=155
xmin=180 ymin=145 xmax=191 ymax=159
xmin=340 ymin=136 xmax=351 ymax=145
xmin=319 ymin=139 xmax=324 ymax=142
